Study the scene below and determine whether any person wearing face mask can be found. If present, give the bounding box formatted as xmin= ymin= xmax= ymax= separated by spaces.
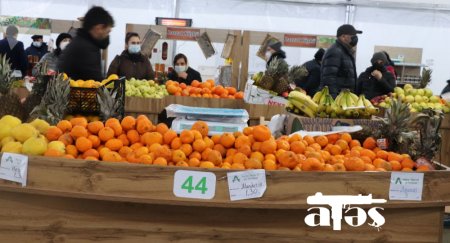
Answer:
xmin=356 ymin=52 xmax=395 ymax=100
xmin=0 ymin=25 xmax=27 ymax=77
xmin=25 ymin=35 xmax=49 ymax=65
xmin=265 ymin=39 xmax=286 ymax=67
xmin=58 ymin=6 xmax=114 ymax=81
xmin=320 ymin=24 xmax=362 ymax=98
xmin=32 ymin=33 xmax=72 ymax=76
xmin=107 ymin=32 xmax=154 ymax=80
xmin=167 ymin=53 xmax=202 ymax=85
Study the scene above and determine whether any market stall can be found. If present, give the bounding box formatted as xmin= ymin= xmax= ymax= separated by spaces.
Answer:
xmin=0 ymin=156 xmax=448 ymax=242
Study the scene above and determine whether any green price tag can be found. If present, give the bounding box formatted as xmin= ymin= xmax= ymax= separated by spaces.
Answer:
xmin=174 ymin=170 xmax=216 ymax=199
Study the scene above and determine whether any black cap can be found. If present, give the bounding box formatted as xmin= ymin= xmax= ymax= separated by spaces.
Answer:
xmin=336 ymin=24 xmax=362 ymax=37
xmin=31 ymin=35 xmax=43 ymax=40
xmin=314 ymin=48 xmax=325 ymax=61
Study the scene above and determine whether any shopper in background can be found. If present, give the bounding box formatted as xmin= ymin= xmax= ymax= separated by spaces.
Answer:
xmin=382 ymin=51 xmax=397 ymax=80
xmin=0 ymin=25 xmax=27 ymax=76
xmin=298 ymin=48 xmax=325 ymax=96
xmin=356 ymin=52 xmax=395 ymax=100
xmin=441 ymin=80 xmax=450 ymax=95
xmin=58 ymin=6 xmax=114 ymax=81
xmin=25 ymin=35 xmax=49 ymax=62
xmin=168 ymin=53 xmax=202 ymax=85
xmin=32 ymin=33 xmax=72 ymax=76
xmin=320 ymin=24 xmax=362 ymax=97
xmin=266 ymin=39 xmax=286 ymax=67
xmin=107 ymin=32 xmax=154 ymax=80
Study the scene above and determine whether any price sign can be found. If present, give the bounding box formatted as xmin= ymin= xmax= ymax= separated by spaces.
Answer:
xmin=227 ymin=169 xmax=267 ymax=201
xmin=0 ymin=153 xmax=28 ymax=186
xmin=173 ymin=170 xmax=216 ymax=199
xmin=389 ymin=172 xmax=424 ymax=201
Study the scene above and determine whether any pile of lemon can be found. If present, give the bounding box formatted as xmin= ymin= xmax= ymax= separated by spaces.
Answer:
xmin=69 ymin=74 xmax=119 ymax=88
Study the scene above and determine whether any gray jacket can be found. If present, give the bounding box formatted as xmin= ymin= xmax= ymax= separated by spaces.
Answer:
xmin=32 ymin=52 xmax=58 ymax=76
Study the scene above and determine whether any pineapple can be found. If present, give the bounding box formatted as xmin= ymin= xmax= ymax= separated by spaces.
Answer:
xmin=409 ymin=109 xmax=443 ymax=162
xmin=0 ymin=55 xmax=24 ymax=119
xmin=288 ymin=65 xmax=309 ymax=84
xmin=23 ymin=62 xmax=50 ymax=120
xmin=97 ymin=84 xmax=125 ymax=121
xmin=272 ymin=76 xmax=290 ymax=95
xmin=419 ymin=68 xmax=432 ymax=89
xmin=29 ymin=74 xmax=70 ymax=124
xmin=258 ymin=57 xmax=289 ymax=90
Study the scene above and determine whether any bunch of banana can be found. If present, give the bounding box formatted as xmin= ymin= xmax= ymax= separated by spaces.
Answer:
xmin=312 ymin=86 xmax=329 ymax=104
xmin=335 ymin=90 xmax=360 ymax=118
xmin=317 ymin=94 xmax=339 ymax=118
xmin=286 ymin=91 xmax=318 ymax=118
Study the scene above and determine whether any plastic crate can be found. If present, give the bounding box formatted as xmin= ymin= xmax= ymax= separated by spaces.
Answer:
xmin=67 ymin=77 xmax=125 ymax=117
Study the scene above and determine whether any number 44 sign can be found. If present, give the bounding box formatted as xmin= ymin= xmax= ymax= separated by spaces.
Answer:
xmin=173 ymin=170 xmax=216 ymax=199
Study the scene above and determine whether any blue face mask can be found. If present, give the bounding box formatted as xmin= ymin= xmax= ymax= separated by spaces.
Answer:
xmin=128 ymin=44 xmax=141 ymax=54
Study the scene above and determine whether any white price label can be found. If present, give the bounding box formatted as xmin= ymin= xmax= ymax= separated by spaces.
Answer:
xmin=227 ymin=169 xmax=266 ymax=201
xmin=389 ymin=172 xmax=424 ymax=201
xmin=173 ymin=170 xmax=216 ymax=199
xmin=0 ymin=153 xmax=28 ymax=186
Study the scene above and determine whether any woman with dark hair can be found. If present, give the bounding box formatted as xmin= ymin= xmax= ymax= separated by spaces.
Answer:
xmin=107 ymin=32 xmax=154 ymax=80
xmin=32 ymin=33 xmax=72 ymax=76
xmin=382 ymin=51 xmax=397 ymax=80
xmin=167 ymin=53 xmax=202 ymax=85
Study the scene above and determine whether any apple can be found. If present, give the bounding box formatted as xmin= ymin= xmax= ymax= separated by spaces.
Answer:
xmin=398 ymin=93 xmax=406 ymax=101
xmin=394 ymin=87 xmax=405 ymax=95
xmin=416 ymin=89 xmax=425 ymax=96
xmin=430 ymin=96 xmax=440 ymax=103
xmin=424 ymin=88 xmax=433 ymax=97
xmin=414 ymin=95 xmax=423 ymax=103
xmin=405 ymin=95 xmax=415 ymax=103
xmin=404 ymin=84 xmax=414 ymax=92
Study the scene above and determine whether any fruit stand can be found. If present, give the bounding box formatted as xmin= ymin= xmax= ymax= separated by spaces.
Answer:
xmin=0 ymin=156 xmax=448 ymax=242
xmin=435 ymin=113 xmax=450 ymax=167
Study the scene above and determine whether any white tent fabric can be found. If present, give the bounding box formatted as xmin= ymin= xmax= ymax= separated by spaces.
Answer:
xmin=0 ymin=0 xmax=449 ymax=93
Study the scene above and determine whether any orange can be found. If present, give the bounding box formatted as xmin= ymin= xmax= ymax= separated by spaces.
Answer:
xmin=180 ymin=144 xmax=193 ymax=157
xmin=154 ymin=146 xmax=172 ymax=161
xmin=117 ymin=134 xmax=129 ymax=147
xmin=340 ymin=133 xmax=352 ymax=143
xmin=162 ymin=129 xmax=177 ymax=145
xmin=375 ymin=168 xmax=387 ymax=172
xmin=243 ymin=127 xmax=253 ymax=136
xmin=172 ymin=150 xmax=187 ymax=163
xmin=330 ymin=145 xmax=342 ymax=155
xmin=333 ymin=163 xmax=346 ymax=171
xmin=203 ymin=137 xmax=214 ymax=149
xmin=390 ymin=160 xmax=402 ymax=171
xmin=260 ymin=139 xmax=277 ymax=155
xmin=237 ymin=144 xmax=252 ymax=157
xmin=374 ymin=159 xmax=392 ymax=171
xmin=344 ymin=157 xmax=365 ymax=171
xmin=231 ymin=163 xmax=245 ymax=170
xmin=57 ymin=120 xmax=72 ymax=133
xmin=253 ymin=125 xmax=271 ymax=142
xmin=88 ymin=135 xmax=101 ymax=148
xmin=139 ymin=154 xmax=153 ymax=164
xmin=303 ymin=135 xmax=315 ymax=145
xmin=349 ymin=140 xmax=361 ymax=148
xmin=373 ymin=158 xmax=387 ymax=168
xmin=98 ymin=147 xmax=111 ymax=159
xmin=315 ymin=136 xmax=328 ymax=148
xmin=263 ymin=159 xmax=277 ymax=170
xmin=156 ymin=123 xmax=169 ymax=135
xmin=224 ymin=156 xmax=233 ymax=164
xmin=302 ymin=158 xmax=324 ymax=171
xmin=87 ymin=121 xmax=104 ymax=135
xmin=193 ymin=139 xmax=207 ymax=152
xmin=188 ymin=158 xmax=201 ymax=167
xmin=226 ymin=148 xmax=237 ymax=158
xmin=335 ymin=139 xmax=349 ymax=150
xmin=119 ymin=146 xmax=133 ymax=158
xmin=105 ymin=139 xmax=123 ymax=151
xmin=416 ymin=165 xmax=431 ymax=171
xmin=387 ymin=152 xmax=403 ymax=162
xmin=288 ymin=134 xmax=302 ymax=143
xmin=401 ymin=158 xmax=416 ymax=169
xmin=326 ymin=134 xmax=340 ymax=144
xmin=309 ymin=143 xmax=322 ymax=152
xmin=175 ymin=161 xmax=189 ymax=167
xmin=235 ymin=135 xmax=251 ymax=149
xmin=105 ymin=118 xmax=123 ymax=136
xmin=360 ymin=149 xmax=376 ymax=161
xmin=148 ymin=144 xmax=162 ymax=154
xmin=153 ymin=157 xmax=168 ymax=166
xmin=363 ymin=137 xmax=377 ymax=150
xmin=323 ymin=164 xmax=335 ymax=172
xmin=82 ymin=149 xmax=99 ymax=159
xmin=191 ymin=121 xmax=209 ymax=137
xmin=66 ymin=144 xmax=78 ymax=157
xmin=207 ymin=150 xmax=223 ymax=166
xmin=376 ymin=150 xmax=389 ymax=160
xmin=211 ymin=134 xmax=221 ymax=144
xmin=265 ymin=154 xmax=276 ymax=161
xmin=121 ymin=116 xmax=136 ymax=131
xmin=70 ymin=117 xmax=88 ymax=128
xmin=402 ymin=167 xmax=413 ymax=172
xmin=189 ymin=151 xmax=202 ymax=160
xmin=98 ymin=127 xmax=115 ymax=142
xmin=64 ymin=154 xmax=75 ymax=159
xmin=43 ymin=148 xmax=63 ymax=157
xmin=213 ymin=144 xmax=227 ymax=157
xmin=360 ymin=156 xmax=372 ymax=164
xmin=234 ymin=92 xmax=244 ymax=99
xmin=180 ymin=130 xmax=195 ymax=144
xmin=200 ymin=161 xmax=215 ymax=169
xmin=142 ymin=132 xmax=163 ymax=146
xmin=250 ymin=152 xmax=264 ymax=162
xmin=290 ymin=141 xmax=306 ymax=154
xmin=126 ymin=130 xmax=140 ymax=144
xmin=171 ymin=137 xmax=182 ymax=149
xmin=76 ymin=137 xmax=93 ymax=153
xmin=135 ymin=147 xmax=149 ymax=157
xmin=233 ymin=152 xmax=248 ymax=164
xmin=130 ymin=142 xmax=143 ymax=151
xmin=364 ymin=164 xmax=376 ymax=171
xmin=244 ymin=158 xmax=262 ymax=169
xmin=136 ymin=118 xmax=152 ymax=134
xmin=251 ymin=142 xmax=262 ymax=152
xmin=276 ymin=139 xmax=290 ymax=151
xmin=201 ymin=148 xmax=213 ymax=161
xmin=278 ymin=151 xmax=298 ymax=169
xmin=220 ymin=133 xmax=236 ymax=148
xmin=70 ymin=125 xmax=88 ymax=139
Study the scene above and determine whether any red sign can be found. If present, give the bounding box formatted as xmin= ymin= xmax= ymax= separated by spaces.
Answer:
xmin=284 ymin=34 xmax=317 ymax=48
xmin=167 ymin=27 xmax=201 ymax=41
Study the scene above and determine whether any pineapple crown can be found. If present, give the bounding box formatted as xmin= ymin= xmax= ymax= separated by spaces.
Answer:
xmin=288 ymin=65 xmax=309 ymax=83
xmin=0 ymin=54 xmax=13 ymax=95
xmin=266 ymin=57 xmax=289 ymax=78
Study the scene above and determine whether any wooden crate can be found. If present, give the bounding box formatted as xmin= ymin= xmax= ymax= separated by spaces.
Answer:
xmin=0 ymin=156 xmax=448 ymax=242
xmin=437 ymin=114 xmax=450 ymax=167
xmin=124 ymin=97 xmax=165 ymax=124
xmin=244 ymin=103 xmax=285 ymax=126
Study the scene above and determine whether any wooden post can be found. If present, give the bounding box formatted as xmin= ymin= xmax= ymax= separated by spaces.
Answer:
xmin=239 ymin=31 xmax=250 ymax=91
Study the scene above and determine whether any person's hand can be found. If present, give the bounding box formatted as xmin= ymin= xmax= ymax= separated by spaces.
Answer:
xmin=178 ymin=72 xmax=188 ymax=79
xmin=371 ymin=70 xmax=382 ymax=80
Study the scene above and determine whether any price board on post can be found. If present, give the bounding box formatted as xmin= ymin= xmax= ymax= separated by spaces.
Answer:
xmin=173 ymin=170 xmax=216 ymax=199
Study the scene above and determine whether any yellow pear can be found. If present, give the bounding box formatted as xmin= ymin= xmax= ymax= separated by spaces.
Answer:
xmin=1 ymin=136 xmax=15 ymax=147
xmin=1 ymin=141 xmax=23 ymax=153
xmin=30 ymin=118 xmax=50 ymax=134
xmin=0 ymin=123 xmax=12 ymax=140
xmin=48 ymin=141 xmax=65 ymax=154
xmin=22 ymin=136 xmax=48 ymax=156
xmin=0 ymin=115 xmax=21 ymax=128
xmin=11 ymin=124 xmax=39 ymax=143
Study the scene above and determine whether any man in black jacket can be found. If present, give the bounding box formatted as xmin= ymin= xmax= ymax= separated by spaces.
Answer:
xmin=356 ymin=52 xmax=395 ymax=100
xmin=320 ymin=24 xmax=362 ymax=97
xmin=25 ymin=35 xmax=48 ymax=62
xmin=266 ymin=39 xmax=286 ymax=67
xmin=58 ymin=6 xmax=114 ymax=81
xmin=298 ymin=48 xmax=325 ymax=96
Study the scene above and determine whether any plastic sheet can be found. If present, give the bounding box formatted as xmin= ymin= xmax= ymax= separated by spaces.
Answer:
xmin=165 ymin=104 xmax=249 ymax=123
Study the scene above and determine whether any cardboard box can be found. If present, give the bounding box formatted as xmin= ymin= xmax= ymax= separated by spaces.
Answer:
xmin=244 ymin=80 xmax=287 ymax=106
xmin=285 ymin=112 xmax=384 ymax=134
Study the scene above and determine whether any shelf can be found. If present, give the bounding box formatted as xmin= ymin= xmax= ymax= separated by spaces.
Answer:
xmin=394 ymin=62 xmax=426 ymax=67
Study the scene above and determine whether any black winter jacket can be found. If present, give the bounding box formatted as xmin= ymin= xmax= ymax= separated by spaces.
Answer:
xmin=25 ymin=43 xmax=49 ymax=61
xmin=0 ymin=39 xmax=27 ymax=76
xmin=441 ymin=80 xmax=450 ymax=95
xmin=356 ymin=67 xmax=395 ymax=100
xmin=298 ymin=59 xmax=321 ymax=97
xmin=58 ymin=29 xmax=104 ymax=81
xmin=167 ymin=67 xmax=202 ymax=85
xmin=266 ymin=50 xmax=286 ymax=67
xmin=320 ymin=40 xmax=357 ymax=97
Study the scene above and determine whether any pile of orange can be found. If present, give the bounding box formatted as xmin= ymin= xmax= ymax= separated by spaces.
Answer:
xmin=166 ymin=79 xmax=244 ymax=99
xmin=43 ymin=116 xmax=426 ymax=172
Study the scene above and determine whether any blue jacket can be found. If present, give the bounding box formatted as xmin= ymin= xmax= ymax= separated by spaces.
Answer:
xmin=0 ymin=38 xmax=27 ymax=76
xmin=25 ymin=43 xmax=49 ymax=61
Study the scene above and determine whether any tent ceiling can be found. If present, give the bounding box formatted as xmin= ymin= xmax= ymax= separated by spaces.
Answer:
xmin=261 ymin=0 xmax=450 ymax=10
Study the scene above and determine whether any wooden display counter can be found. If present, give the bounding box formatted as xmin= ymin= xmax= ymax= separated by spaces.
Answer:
xmin=437 ymin=114 xmax=450 ymax=167
xmin=0 ymin=156 xmax=448 ymax=242
xmin=164 ymin=96 xmax=244 ymax=109
xmin=124 ymin=97 xmax=165 ymax=124
xmin=245 ymin=103 xmax=285 ymax=126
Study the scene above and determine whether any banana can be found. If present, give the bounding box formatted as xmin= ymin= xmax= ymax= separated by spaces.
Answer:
xmin=288 ymin=91 xmax=318 ymax=112
xmin=348 ymin=92 xmax=359 ymax=104
xmin=290 ymin=99 xmax=316 ymax=118
xmin=357 ymin=95 xmax=365 ymax=107
xmin=312 ymin=91 xmax=323 ymax=104
xmin=345 ymin=91 xmax=356 ymax=107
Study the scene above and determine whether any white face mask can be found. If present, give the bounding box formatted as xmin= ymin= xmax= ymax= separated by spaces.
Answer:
xmin=265 ymin=51 xmax=272 ymax=60
xmin=60 ymin=41 xmax=70 ymax=51
xmin=128 ymin=44 xmax=141 ymax=54
xmin=175 ymin=65 xmax=188 ymax=73
xmin=33 ymin=41 xmax=42 ymax=48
